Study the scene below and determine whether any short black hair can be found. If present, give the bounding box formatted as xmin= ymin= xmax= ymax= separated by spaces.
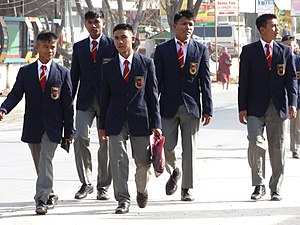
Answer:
xmin=282 ymin=35 xmax=294 ymax=42
xmin=113 ymin=23 xmax=134 ymax=34
xmin=36 ymin=30 xmax=58 ymax=42
xmin=256 ymin=13 xmax=277 ymax=32
xmin=132 ymin=37 xmax=140 ymax=49
xmin=174 ymin=9 xmax=194 ymax=24
xmin=84 ymin=10 xmax=104 ymax=21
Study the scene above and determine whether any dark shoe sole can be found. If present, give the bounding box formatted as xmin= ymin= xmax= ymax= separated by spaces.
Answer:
xmin=97 ymin=194 xmax=110 ymax=200
xmin=166 ymin=170 xmax=181 ymax=195
xmin=36 ymin=208 xmax=47 ymax=215
xmin=74 ymin=188 xmax=94 ymax=199
xmin=181 ymin=196 xmax=194 ymax=201
xmin=251 ymin=192 xmax=266 ymax=200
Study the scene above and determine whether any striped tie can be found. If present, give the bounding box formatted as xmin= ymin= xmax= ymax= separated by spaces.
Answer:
xmin=92 ymin=40 xmax=98 ymax=62
xmin=265 ymin=43 xmax=272 ymax=70
xmin=123 ymin=60 xmax=130 ymax=84
xmin=177 ymin=41 xmax=187 ymax=70
xmin=40 ymin=65 xmax=47 ymax=91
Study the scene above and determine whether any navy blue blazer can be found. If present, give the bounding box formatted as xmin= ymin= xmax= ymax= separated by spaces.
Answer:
xmin=99 ymin=52 xmax=162 ymax=136
xmin=238 ymin=41 xmax=298 ymax=119
xmin=154 ymin=38 xmax=213 ymax=119
xmin=0 ymin=61 xmax=74 ymax=143
xmin=294 ymin=55 xmax=300 ymax=109
xmin=71 ymin=34 xmax=117 ymax=110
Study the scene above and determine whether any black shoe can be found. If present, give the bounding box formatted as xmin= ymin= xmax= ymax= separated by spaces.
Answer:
xmin=271 ymin=192 xmax=282 ymax=201
xmin=97 ymin=189 xmax=110 ymax=200
xmin=166 ymin=168 xmax=181 ymax=195
xmin=250 ymin=185 xmax=266 ymax=200
xmin=74 ymin=184 xmax=94 ymax=199
xmin=181 ymin=188 xmax=194 ymax=201
xmin=35 ymin=200 xmax=48 ymax=215
xmin=115 ymin=202 xmax=130 ymax=214
xmin=292 ymin=151 xmax=300 ymax=159
xmin=46 ymin=194 xmax=58 ymax=209
xmin=136 ymin=191 xmax=148 ymax=208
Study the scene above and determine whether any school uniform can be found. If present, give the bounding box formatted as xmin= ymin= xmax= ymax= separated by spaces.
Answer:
xmin=154 ymin=38 xmax=213 ymax=191
xmin=71 ymin=34 xmax=117 ymax=195
xmin=99 ymin=52 xmax=161 ymax=204
xmin=0 ymin=60 xmax=74 ymax=205
xmin=238 ymin=39 xmax=297 ymax=196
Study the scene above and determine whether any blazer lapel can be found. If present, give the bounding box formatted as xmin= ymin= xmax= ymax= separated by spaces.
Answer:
xmin=184 ymin=39 xmax=197 ymax=72
xmin=168 ymin=39 xmax=181 ymax=70
xmin=273 ymin=41 xmax=284 ymax=67
xmin=45 ymin=62 xmax=57 ymax=91
xmin=97 ymin=35 xmax=107 ymax=60
xmin=83 ymin=38 xmax=94 ymax=63
xmin=255 ymin=41 xmax=270 ymax=70
xmin=129 ymin=52 xmax=142 ymax=85
xmin=33 ymin=62 xmax=41 ymax=89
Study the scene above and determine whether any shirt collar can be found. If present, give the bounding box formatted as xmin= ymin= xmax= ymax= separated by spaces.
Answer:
xmin=119 ymin=52 xmax=134 ymax=65
xmin=37 ymin=59 xmax=52 ymax=71
xmin=174 ymin=37 xmax=190 ymax=45
xmin=260 ymin=39 xmax=274 ymax=49
xmin=89 ymin=35 xmax=102 ymax=44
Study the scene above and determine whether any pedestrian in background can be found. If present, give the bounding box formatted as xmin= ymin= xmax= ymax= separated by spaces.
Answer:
xmin=154 ymin=9 xmax=213 ymax=202
xmin=238 ymin=13 xmax=297 ymax=201
xmin=282 ymin=35 xmax=300 ymax=159
xmin=217 ymin=46 xmax=232 ymax=90
xmin=71 ymin=10 xmax=117 ymax=200
xmin=99 ymin=23 xmax=162 ymax=214
xmin=132 ymin=37 xmax=141 ymax=52
xmin=0 ymin=30 xmax=74 ymax=215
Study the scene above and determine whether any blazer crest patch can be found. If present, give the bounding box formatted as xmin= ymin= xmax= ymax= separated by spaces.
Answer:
xmin=189 ymin=62 xmax=198 ymax=75
xmin=277 ymin=64 xmax=285 ymax=76
xmin=51 ymin=87 xmax=60 ymax=100
xmin=297 ymin=71 xmax=300 ymax=79
xmin=135 ymin=76 xmax=144 ymax=89
xmin=103 ymin=58 xmax=112 ymax=63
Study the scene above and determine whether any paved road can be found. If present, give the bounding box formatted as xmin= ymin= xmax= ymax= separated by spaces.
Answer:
xmin=1 ymin=84 xmax=300 ymax=225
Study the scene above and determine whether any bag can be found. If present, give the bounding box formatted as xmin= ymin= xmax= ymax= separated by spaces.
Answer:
xmin=61 ymin=138 xmax=70 ymax=153
xmin=151 ymin=135 xmax=165 ymax=177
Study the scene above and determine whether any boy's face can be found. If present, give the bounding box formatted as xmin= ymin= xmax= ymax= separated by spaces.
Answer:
xmin=85 ymin=17 xmax=105 ymax=39
xmin=36 ymin=39 xmax=57 ymax=64
xmin=113 ymin=29 xmax=135 ymax=57
xmin=173 ymin=16 xmax=194 ymax=42
xmin=260 ymin=18 xmax=279 ymax=43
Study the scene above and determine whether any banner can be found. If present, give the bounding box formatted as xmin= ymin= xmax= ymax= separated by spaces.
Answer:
xmin=258 ymin=0 xmax=274 ymax=15
xmin=291 ymin=0 xmax=300 ymax=16
xmin=196 ymin=0 xmax=215 ymax=26
xmin=216 ymin=0 xmax=238 ymax=16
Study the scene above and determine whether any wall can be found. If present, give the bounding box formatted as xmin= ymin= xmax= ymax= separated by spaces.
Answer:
xmin=0 ymin=63 xmax=23 ymax=94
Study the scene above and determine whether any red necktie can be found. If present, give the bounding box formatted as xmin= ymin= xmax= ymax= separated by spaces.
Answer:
xmin=123 ymin=60 xmax=130 ymax=84
xmin=40 ymin=65 xmax=47 ymax=91
xmin=265 ymin=43 xmax=272 ymax=70
xmin=177 ymin=41 xmax=187 ymax=70
xmin=92 ymin=40 xmax=98 ymax=62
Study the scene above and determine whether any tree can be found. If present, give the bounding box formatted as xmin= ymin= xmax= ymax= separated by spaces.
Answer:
xmin=160 ymin=0 xmax=203 ymax=36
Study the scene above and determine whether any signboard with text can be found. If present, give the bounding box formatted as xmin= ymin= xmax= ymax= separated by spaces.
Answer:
xmin=216 ymin=0 xmax=238 ymax=16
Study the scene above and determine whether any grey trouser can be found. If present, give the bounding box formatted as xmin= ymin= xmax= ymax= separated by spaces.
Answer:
xmin=74 ymin=96 xmax=111 ymax=190
xmin=247 ymin=101 xmax=288 ymax=193
xmin=290 ymin=109 xmax=300 ymax=152
xmin=109 ymin=122 xmax=151 ymax=203
xmin=162 ymin=104 xmax=200 ymax=189
xmin=28 ymin=133 xmax=57 ymax=205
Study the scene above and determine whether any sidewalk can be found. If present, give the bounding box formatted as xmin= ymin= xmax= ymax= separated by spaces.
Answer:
xmin=1 ymin=84 xmax=300 ymax=225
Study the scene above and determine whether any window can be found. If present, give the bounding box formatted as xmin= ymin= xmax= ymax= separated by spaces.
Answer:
xmin=193 ymin=26 xmax=233 ymax=38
